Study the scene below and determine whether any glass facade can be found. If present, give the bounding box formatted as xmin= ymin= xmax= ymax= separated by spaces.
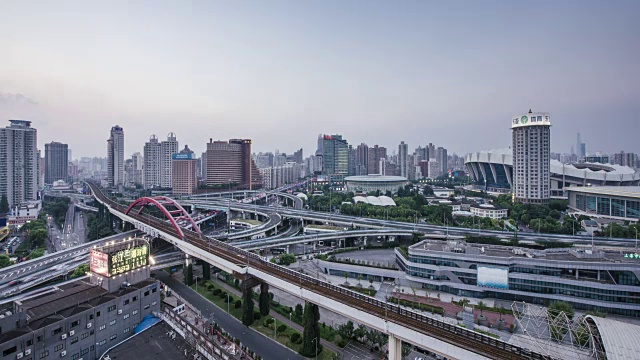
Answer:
xmin=401 ymin=252 xmax=640 ymax=316
xmin=572 ymin=193 xmax=640 ymax=219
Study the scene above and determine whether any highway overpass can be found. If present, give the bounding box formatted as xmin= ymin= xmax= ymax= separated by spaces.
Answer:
xmin=87 ymin=182 xmax=548 ymax=360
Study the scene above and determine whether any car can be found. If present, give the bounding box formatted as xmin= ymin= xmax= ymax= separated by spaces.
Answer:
xmin=8 ymin=280 xmax=22 ymax=286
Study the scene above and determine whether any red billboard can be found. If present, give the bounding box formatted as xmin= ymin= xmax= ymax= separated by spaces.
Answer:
xmin=90 ymin=250 xmax=109 ymax=277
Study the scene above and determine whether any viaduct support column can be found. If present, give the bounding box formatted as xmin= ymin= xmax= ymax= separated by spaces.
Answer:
xmin=184 ymin=256 xmax=194 ymax=286
xmin=259 ymin=283 xmax=270 ymax=316
xmin=202 ymin=262 xmax=211 ymax=280
xmin=387 ymin=334 xmax=402 ymax=360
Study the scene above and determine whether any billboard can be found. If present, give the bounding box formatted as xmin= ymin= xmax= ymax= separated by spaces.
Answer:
xmin=90 ymin=250 xmax=109 ymax=277
xmin=172 ymin=152 xmax=194 ymax=160
xmin=109 ymin=245 xmax=149 ymax=276
xmin=477 ymin=266 xmax=509 ymax=289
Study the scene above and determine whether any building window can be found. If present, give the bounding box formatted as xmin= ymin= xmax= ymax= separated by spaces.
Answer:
xmin=51 ymin=327 xmax=62 ymax=336
xmin=54 ymin=344 xmax=64 ymax=352
xmin=70 ymin=320 xmax=80 ymax=328
xmin=124 ymin=327 xmax=130 ymax=333
xmin=37 ymin=335 xmax=43 ymax=342
xmin=109 ymin=320 xmax=116 ymax=326
xmin=144 ymin=304 xmax=150 ymax=310
xmin=2 ymin=346 xmax=16 ymax=357
xmin=99 ymin=325 xmax=106 ymax=331
xmin=90 ymin=345 xmax=95 ymax=351
xmin=152 ymin=288 xmax=157 ymax=293
xmin=132 ymin=296 xmax=138 ymax=302
xmin=124 ymin=314 xmax=130 ymax=319
xmin=27 ymin=339 xmax=33 ymax=346
xmin=132 ymin=310 xmax=139 ymax=315
xmin=72 ymin=353 xmax=80 ymax=360
xmin=108 ymin=305 xmax=116 ymax=312
xmin=144 ymin=291 xmax=150 ymax=296
xmin=152 ymin=301 xmax=157 ymax=306
xmin=81 ymin=332 xmax=89 ymax=340
xmin=81 ymin=348 xmax=89 ymax=356
xmin=99 ymin=340 xmax=107 ymax=346
xmin=110 ymin=334 xmax=117 ymax=341
xmin=96 ymin=311 xmax=101 ymax=317
xmin=40 ymin=350 xmax=49 ymax=359
xmin=124 ymin=299 xmax=130 ymax=305
xmin=70 ymin=336 xmax=78 ymax=344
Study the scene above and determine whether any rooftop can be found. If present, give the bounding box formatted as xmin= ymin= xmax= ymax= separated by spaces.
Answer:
xmin=345 ymin=175 xmax=408 ymax=182
xmin=103 ymin=321 xmax=193 ymax=360
xmin=566 ymin=186 xmax=640 ymax=199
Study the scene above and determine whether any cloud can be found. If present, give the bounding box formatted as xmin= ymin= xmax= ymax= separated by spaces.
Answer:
xmin=0 ymin=92 xmax=38 ymax=105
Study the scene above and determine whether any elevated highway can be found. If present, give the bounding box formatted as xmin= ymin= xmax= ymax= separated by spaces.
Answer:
xmin=87 ymin=182 xmax=548 ymax=360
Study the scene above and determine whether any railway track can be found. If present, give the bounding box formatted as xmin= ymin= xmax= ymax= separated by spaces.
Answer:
xmin=89 ymin=183 xmax=550 ymax=360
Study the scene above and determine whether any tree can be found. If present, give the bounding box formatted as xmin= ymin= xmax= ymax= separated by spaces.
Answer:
xmin=401 ymin=341 xmax=412 ymax=359
xmin=0 ymin=255 xmax=13 ymax=269
xmin=259 ymin=283 xmax=270 ymax=316
xmin=354 ymin=325 xmax=367 ymax=342
xmin=300 ymin=302 xmax=322 ymax=357
xmin=242 ymin=288 xmax=255 ymax=326
xmin=0 ymin=194 xmax=8 ymax=214
xmin=71 ymin=264 xmax=90 ymax=278
xmin=337 ymin=320 xmax=354 ymax=341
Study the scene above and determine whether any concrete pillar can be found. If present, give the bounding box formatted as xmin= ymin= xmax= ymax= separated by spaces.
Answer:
xmin=286 ymin=245 xmax=290 ymax=254
xmin=184 ymin=256 xmax=194 ymax=286
xmin=202 ymin=262 xmax=211 ymax=280
xmin=388 ymin=334 xmax=402 ymax=360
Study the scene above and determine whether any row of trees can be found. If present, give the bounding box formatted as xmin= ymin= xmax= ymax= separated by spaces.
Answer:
xmin=42 ymin=197 xmax=71 ymax=227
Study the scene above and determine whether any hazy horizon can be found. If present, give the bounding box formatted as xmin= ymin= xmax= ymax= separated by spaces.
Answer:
xmin=1 ymin=0 xmax=639 ymax=159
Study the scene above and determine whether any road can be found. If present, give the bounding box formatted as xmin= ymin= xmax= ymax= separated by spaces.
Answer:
xmin=154 ymin=271 xmax=304 ymax=360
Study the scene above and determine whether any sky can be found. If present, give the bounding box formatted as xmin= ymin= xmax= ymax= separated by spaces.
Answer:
xmin=1 ymin=0 xmax=639 ymax=159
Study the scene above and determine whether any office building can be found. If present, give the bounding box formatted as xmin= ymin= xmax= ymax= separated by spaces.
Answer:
xmin=255 ymin=152 xmax=274 ymax=169
xmin=172 ymin=145 xmax=198 ymax=195
xmin=107 ymin=125 xmax=125 ymax=187
xmin=567 ymin=186 xmax=640 ymax=222
xmin=317 ymin=134 xmax=349 ymax=178
xmin=0 ymin=120 xmax=39 ymax=208
xmin=292 ymin=148 xmax=303 ymax=164
xmin=396 ymin=239 xmax=640 ymax=317
xmin=44 ymin=141 xmax=68 ymax=185
xmin=0 ymin=239 xmax=160 ymax=360
xmin=398 ymin=141 xmax=408 ymax=178
xmin=200 ymin=152 xmax=207 ymax=180
xmin=511 ymin=110 xmax=551 ymax=204
xmin=354 ymin=143 xmax=369 ymax=175
xmin=205 ymin=138 xmax=262 ymax=189
xmin=583 ymin=153 xmax=609 ymax=164
xmin=613 ymin=151 xmax=638 ymax=168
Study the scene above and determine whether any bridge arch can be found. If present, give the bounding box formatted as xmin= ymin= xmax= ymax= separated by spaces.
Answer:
xmin=125 ymin=196 xmax=202 ymax=238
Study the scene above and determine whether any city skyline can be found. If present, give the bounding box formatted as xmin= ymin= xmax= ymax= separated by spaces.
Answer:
xmin=1 ymin=1 xmax=639 ymax=158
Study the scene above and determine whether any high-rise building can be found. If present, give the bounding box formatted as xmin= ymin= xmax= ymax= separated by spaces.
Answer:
xmin=292 ymin=148 xmax=303 ymax=164
xmin=161 ymin=133 xmax=179 ymax=188
xmin=355 ymin=143 xmax=369 ymax=175
xmin=143 ymin=135 xmax=161 ymax=189
xmin=200 ymin=152 xmax=207 ymax=180
xmin=348 ymin=145 xmax=356 ymax=176
xmin=107 ymin=125 xmax=125 ymax=187
xmin=205 ymin=138 xmax=262 ymax=189
xmin=0 ymin=120 xmax=39 ymax=208
xmin=367 ymin=145 xmax=387 ymax=175
xmin=398 ymin=141 xmax=408 ymax=178
xmin=172 ymin=145 xmax=198 ymax=195
xmin=436 ymin=147 xmax=448 ymax=175
xmin=512 ymin=110 xmax=551 ymax=204
xmin=317 ymin=134 xmax=349 ymax=177
xmin=44 ymin=141 xmax=68 ymax=184
xmin=613 ymin=151 xmax=638 ymax=168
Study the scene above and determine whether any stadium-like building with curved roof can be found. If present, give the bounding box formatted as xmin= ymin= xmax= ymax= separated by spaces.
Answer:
xmin=465 ymin=149 xmax=640 ymax=198
xmin=344 ymin=175 xmax=408 ymax=194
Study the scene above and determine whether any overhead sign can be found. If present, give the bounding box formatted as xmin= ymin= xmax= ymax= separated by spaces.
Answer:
xmin=90 ymin=250 xmax=109 ymax=277
xmin=109 ymin=245 xmax=149 ymax=276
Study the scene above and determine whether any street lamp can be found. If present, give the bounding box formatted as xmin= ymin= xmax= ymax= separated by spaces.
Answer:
xmin=272 ymin=317 xmax=277 ymax=339
xmin=384 ymin=281 xmax=396 ymax=322
xmin=313 ymin=337 xmax=318 ymax=360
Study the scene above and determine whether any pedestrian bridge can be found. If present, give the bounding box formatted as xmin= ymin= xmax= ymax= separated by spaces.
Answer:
xmin=86 ymin=182 xmax=547 ymax=360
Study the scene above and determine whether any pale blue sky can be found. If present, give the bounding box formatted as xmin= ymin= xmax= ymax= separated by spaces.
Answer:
xmin=1 ymin=0 xmax=638 ymax=158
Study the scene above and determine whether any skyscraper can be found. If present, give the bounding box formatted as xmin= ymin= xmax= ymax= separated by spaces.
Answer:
xmin=355 ymin=143 xmax=369 ymax=175
xmin=436 ymin=147 xmax=448 ymax=176
xmin=107 ymin=125 xmax=125 ymax=187
xmin=44 ymin=141 xmax=69 ymax=184
xmin=0 ymin=120 xmax=39 ymax=208
xmin=172 ymin=145 xmax=198 ymax=195
xmin=512 ymin=110 xmax=551 ymax=204
xmin=367 ymin=145 xmax=387 ymax=175
xmin=317 ymin=134 xmax=349 ymax=177
xmin=161 ymin=133 xmax=179 ymax=188
xmin=398 ymin=141 xmax=408 ymax=178
xmin=143 ymin=135 xmax=161 ymax=189
xmin=206 ymin=138 xmax=262 ymax=189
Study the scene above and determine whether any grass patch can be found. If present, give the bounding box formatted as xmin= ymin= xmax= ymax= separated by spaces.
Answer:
xmin=389 ymin=297 xmax=445 ymax=315
xmin=343 ymin=285 xmax=377 ymax=297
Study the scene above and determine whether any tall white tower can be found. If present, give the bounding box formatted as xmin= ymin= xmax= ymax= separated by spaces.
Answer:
xmin=398 ymin=141 xmax=408 ymax=178
xmin=107 ymin=125 xmax=125 ymax=187
xmin=161 ymin=132 xmax=179 ymax=188
xmin=143 ymin=135 xmax=161 ymax=189
xmin=511 ymin=110 xmax=551 ymax=204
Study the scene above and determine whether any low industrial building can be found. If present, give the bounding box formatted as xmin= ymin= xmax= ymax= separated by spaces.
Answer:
xmin=567 ymin=186 xmax=640 ymax=222
xmin=469 ymin=203 xmax=508 ymax=219
xmin=344 ymin=175 xmax=408 ymax=194
xmin=396 ymin=239 xmax=640 ymax=317
xmin=0 ymin=238 xmax=161 ymax=360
